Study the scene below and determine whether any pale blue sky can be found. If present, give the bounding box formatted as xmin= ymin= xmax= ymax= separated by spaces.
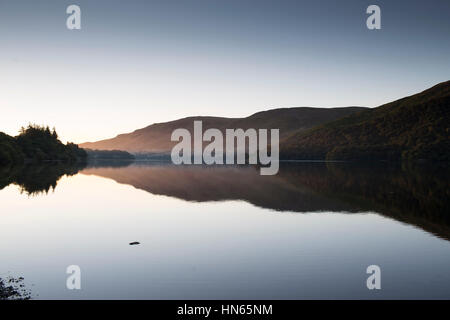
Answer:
xmin=1 ymin=0 xmax=449 ymax=142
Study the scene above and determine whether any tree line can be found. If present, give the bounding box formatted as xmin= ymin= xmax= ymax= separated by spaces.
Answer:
xmin=0 ymin=124 xmax=87 ymax=165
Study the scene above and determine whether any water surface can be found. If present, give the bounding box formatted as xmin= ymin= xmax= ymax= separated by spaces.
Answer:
xmin=0 ymin=162 xmax=449 ymax=299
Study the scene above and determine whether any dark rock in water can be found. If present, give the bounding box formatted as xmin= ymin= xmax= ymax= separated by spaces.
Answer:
xmin=129 ymin=241 xmax=140 ymax=245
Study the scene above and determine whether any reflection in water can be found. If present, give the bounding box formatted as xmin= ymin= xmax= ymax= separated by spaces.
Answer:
xmin=80 ymin=162 xmax=450 ymax=240
xmin=0 ymin=160 xmax=134 ymax=196
xmin=0 ymin=160 xmax=449 ymax=299
xmin=0 ymin=164 xmax=84 ymax=196
xmin=1 ymin=161 xmax=448 ymax=240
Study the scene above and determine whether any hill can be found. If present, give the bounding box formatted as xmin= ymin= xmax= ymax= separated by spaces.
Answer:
xmin=84 ymin=149 xmax=135 ymax=160
xmin=280 ymin=81 xmax=450 ymax=161
xmin=79 ymin=107 xmax=367 ymax=153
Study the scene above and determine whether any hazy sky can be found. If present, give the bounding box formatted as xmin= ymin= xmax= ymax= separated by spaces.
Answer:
xmin=1 ymin=0 xmax=449 ymax=143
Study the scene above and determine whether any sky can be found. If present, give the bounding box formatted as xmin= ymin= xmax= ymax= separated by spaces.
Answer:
xmin=0 ymin=0 xmax=449 ymax=143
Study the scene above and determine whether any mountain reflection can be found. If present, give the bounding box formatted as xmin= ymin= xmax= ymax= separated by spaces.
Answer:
xmin=1 ymin=161 xmax=448 ymax=240
xmin=81 ymin=162 xmax=450 ymax=240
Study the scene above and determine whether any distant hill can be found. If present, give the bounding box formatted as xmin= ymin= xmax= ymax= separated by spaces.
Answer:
xmin=80 ymin=81 xmax=450 ymax=161
xmin=280 ymin=81 xmax=450 ymax=161
xmin=84 ymin=148 xmax=135 ymax=160
xmin=79 ymin=107 xmax=366 ymax=153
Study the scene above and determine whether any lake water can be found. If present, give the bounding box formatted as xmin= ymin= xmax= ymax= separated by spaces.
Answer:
xmin=1 ymin=162 xmax=449 ymax=299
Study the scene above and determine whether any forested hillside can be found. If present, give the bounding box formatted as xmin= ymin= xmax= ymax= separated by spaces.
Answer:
xmin=0 ymin=125 xmax=87 ymax=165
xmin=280 ymin=81 xmax=450 ymax=161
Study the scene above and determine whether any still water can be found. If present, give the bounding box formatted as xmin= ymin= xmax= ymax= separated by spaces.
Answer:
xmin=0 ymin=162 xmax=449 ymax=299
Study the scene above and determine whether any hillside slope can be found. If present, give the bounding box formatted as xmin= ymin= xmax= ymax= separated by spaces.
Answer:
xmin=280 ymin=81 xmax=450 ymax=161
xmin=80 ymin=107 xmax=366 ymax=153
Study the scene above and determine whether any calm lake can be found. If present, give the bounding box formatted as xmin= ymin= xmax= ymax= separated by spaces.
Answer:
xmin=1 ymin=161 xmax=449 ymax=299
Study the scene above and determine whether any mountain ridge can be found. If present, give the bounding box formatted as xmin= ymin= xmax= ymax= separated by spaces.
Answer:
xmin=80 ymin=106 xmax=367 ymax=153
xmin=80 ymin=80 xmax=450 ymax=161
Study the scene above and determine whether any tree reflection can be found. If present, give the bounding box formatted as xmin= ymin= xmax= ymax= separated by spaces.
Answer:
xmin=0 ymin=163 xmax=85 ymax=196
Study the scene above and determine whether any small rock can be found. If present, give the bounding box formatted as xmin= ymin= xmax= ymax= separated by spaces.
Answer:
xmin=129 ymin=241 xmax=140 ymax=245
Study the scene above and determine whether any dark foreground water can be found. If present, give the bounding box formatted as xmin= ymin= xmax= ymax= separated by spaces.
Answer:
xmin=0 ymin=161 xmax=449 ymax=299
